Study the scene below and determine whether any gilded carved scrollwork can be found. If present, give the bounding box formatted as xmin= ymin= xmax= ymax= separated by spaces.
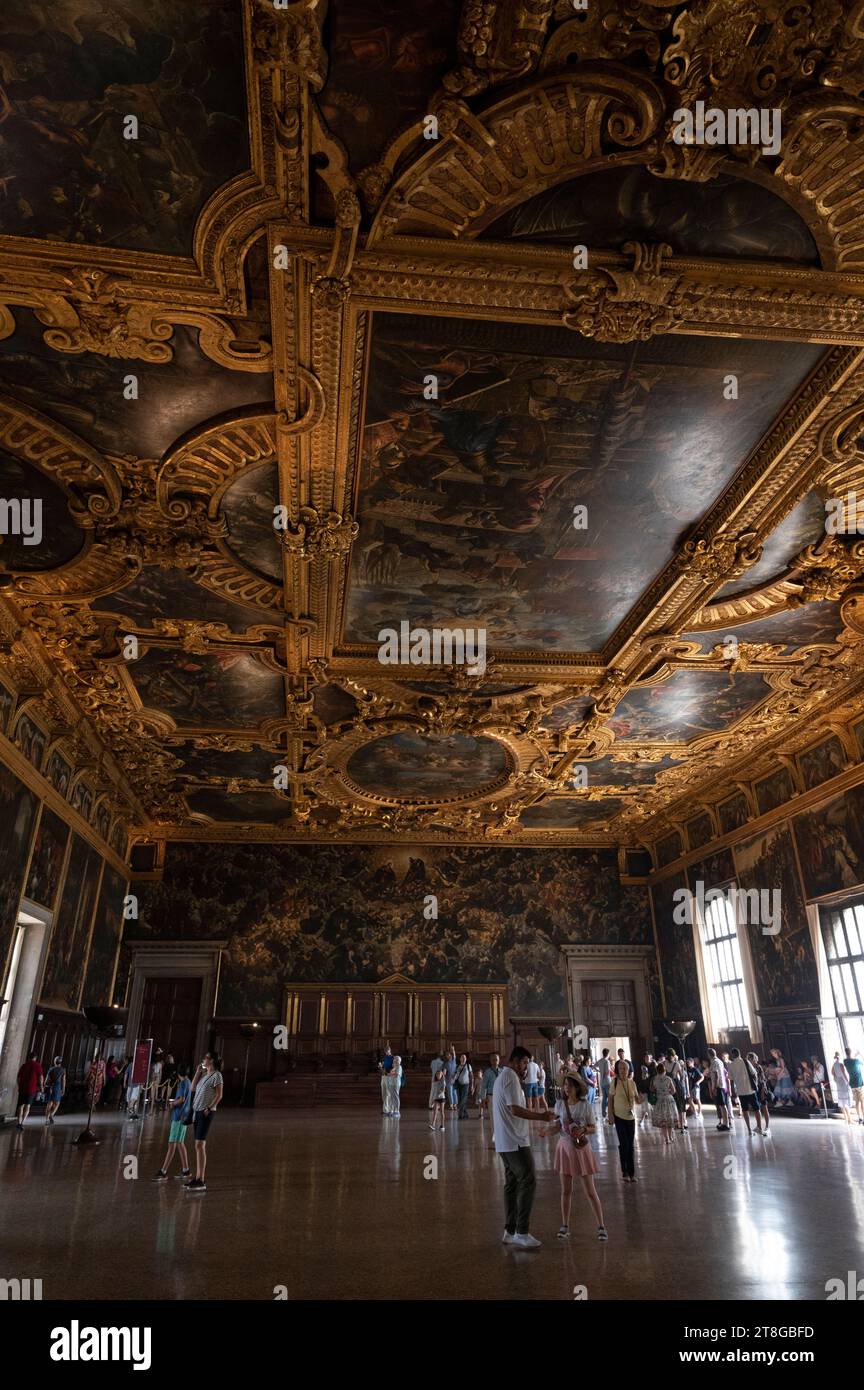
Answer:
xmin=368 ymin=71 xmax=665 ymax=242
xmin=563 ymin=242 xmax=681 ymax=342
xmin=5 ymin=0 xmax=864 ymax=849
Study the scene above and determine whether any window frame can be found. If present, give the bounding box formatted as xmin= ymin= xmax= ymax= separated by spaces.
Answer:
xmin=690 ymin=877 xmax=760 ymax=1043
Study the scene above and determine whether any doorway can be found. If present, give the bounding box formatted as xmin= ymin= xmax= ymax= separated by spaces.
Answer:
xmin=0 ymin=900 xmax=51 ymax=1120
xmin=138 ymin=976 xmax=203 ymax=1070
xmin=591 ymin=1035 xmax=632 ymax=1067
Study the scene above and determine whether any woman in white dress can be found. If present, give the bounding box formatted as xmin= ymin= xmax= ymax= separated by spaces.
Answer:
xmin=651 ymin=1062 xmax=678 ymax=1145
xmin=831 ymin=1051 xmax=853 ymax=1124
xmin=540 ymin=1073 xmax=607 ymax=1241
xmin=385 ymin=1055 xmax=403 ymax=1118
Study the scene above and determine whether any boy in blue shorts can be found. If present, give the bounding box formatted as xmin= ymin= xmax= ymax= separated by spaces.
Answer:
xmin=152 ymin=1065 xmax=192 ymax=1181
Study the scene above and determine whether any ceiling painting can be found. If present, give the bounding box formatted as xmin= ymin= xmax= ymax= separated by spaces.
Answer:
xmin=0 ymin=0 xmax=249 ymax=255
xmin=345 ymin=732 xmax=510 ymax=801
xmin=343 ymin=312 xmax=823 ymax=654
xmin=605 ymin=672 xmax=772 ymax=744
xmin=128 ymin=649 xmax=285 ymax=728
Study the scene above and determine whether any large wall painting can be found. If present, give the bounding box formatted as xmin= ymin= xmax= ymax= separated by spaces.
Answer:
xmin=24 ymin=808 xmax=70 ymax=911
xmin=793 ymin=784 xmax=864 ymax=900
xmin=0 ymin=763 xmax=39 ymax=979
xmin=733 ymin=825 xmax=819 ymax=1009
xmin=81 ymin=867 xmax=127 ymax=1008
xmin=40 ymin=836 xmax=103 ymax=1012
xmin=651 ymin=873 xmax=701 ymax=1020
xmin=132 ymin=843 xmax=654 ymax=1018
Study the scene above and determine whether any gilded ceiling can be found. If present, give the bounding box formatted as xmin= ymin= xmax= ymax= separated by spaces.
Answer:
xmin=2 ymin=0 xmax=864 ymax=859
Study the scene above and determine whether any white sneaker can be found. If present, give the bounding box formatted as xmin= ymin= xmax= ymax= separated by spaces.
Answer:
xmin=513 ymin=1233 xmax=541 ymax=1249
xmin=502 ymin=1231 xmax=518 ymax=1244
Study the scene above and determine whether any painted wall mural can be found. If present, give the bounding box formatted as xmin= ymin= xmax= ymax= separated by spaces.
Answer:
xmin=651 ymin=872 xmax=702 ymax=1019
xmin=656 ymin=831 xmax=683 ymax=868
xmin=755 ymin=766 xmax=795 ymax=817
xmin=733 ymin=824 xmax=819 ymax=1008
xmin=719 ymin=793 xmax=750 ymax=835
xmin=81 ymin=866 xmax=127 ymax=1008
xmin=24 ymin=808 xmax=70 ymax=911
xmin=0 ymin=681 xmax=13 ymax=732
xmin=12 ymin=713 xmax=47 ymax=772
xmin=793 ymin=783 xmax=864 ymax=900
xmin=0 ymin=763 xmax=39 ymax=980
xmin=686 ymin=813 xmax=714 ymax=853
xmin=131 ymin=842 xmax=654 ymax=1017
xmin=689 ymin=848 xmax=736 ymax=889
xmin=40 ymin=835 xmax=103 ymax=1012
xmin=799 ymin=736 xmax=848 ymax=791
xmin=45 ymin=748 xmax=72 ymax=797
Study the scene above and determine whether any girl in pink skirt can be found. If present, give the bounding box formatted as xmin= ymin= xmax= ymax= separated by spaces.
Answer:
xmin=541 ymin=1074 xmax=608 ymax=1242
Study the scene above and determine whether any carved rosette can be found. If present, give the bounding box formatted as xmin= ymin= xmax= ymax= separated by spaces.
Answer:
xmin=279 ymin=508 xmax=359 ymax=560
xmin=563 ymin=243 xmax=681 ymax=342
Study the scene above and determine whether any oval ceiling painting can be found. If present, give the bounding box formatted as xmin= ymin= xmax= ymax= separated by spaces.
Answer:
xmin=220 ymin=462 xmax=282 ymax=583
xmin=346 ymin=732 xmax=509 ymax=800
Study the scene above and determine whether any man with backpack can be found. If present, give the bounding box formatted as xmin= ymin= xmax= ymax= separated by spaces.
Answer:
xmin=727 ymin=1048 xmax=763 ymax=1136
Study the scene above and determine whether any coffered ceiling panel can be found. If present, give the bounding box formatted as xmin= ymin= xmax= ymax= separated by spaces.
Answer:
xmin=605 ymin=671 xmax=772 ymax=743
xmin=0 ymin=314 xmax=274 ymax=459
xmin=127 ymin=649 xmax=285 ymax=727
xmin=0 ymin=0 xmax=249 ymax=254
xmin=342 ymin=312 xmax=824 ymax=654
xmin=682 ymin=601 xmax=845 ymax=653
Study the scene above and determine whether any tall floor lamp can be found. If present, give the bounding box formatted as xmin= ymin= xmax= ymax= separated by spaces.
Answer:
xmin=665 ymin=1020 xmax=697 ymax=1063
xmin=538 ymin=1025 xmax=566 ymax=1105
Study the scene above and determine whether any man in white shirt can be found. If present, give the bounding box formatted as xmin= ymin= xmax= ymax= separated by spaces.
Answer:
xmin=492 ymin=1047 xmax=553 ymax=1249
xmin=727 ymin=1048 xmax=763 ymax=1136
xmin=707 ymin=1048 xmax=732 ymax=1131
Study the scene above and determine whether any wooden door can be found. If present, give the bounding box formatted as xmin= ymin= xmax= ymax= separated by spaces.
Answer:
xmin=138 ymin=976 xmax=202 ymax=1070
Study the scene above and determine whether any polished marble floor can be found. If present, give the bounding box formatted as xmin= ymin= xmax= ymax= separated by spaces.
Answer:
xmin=2 ymin=1104 xmax=862 ymax=1301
